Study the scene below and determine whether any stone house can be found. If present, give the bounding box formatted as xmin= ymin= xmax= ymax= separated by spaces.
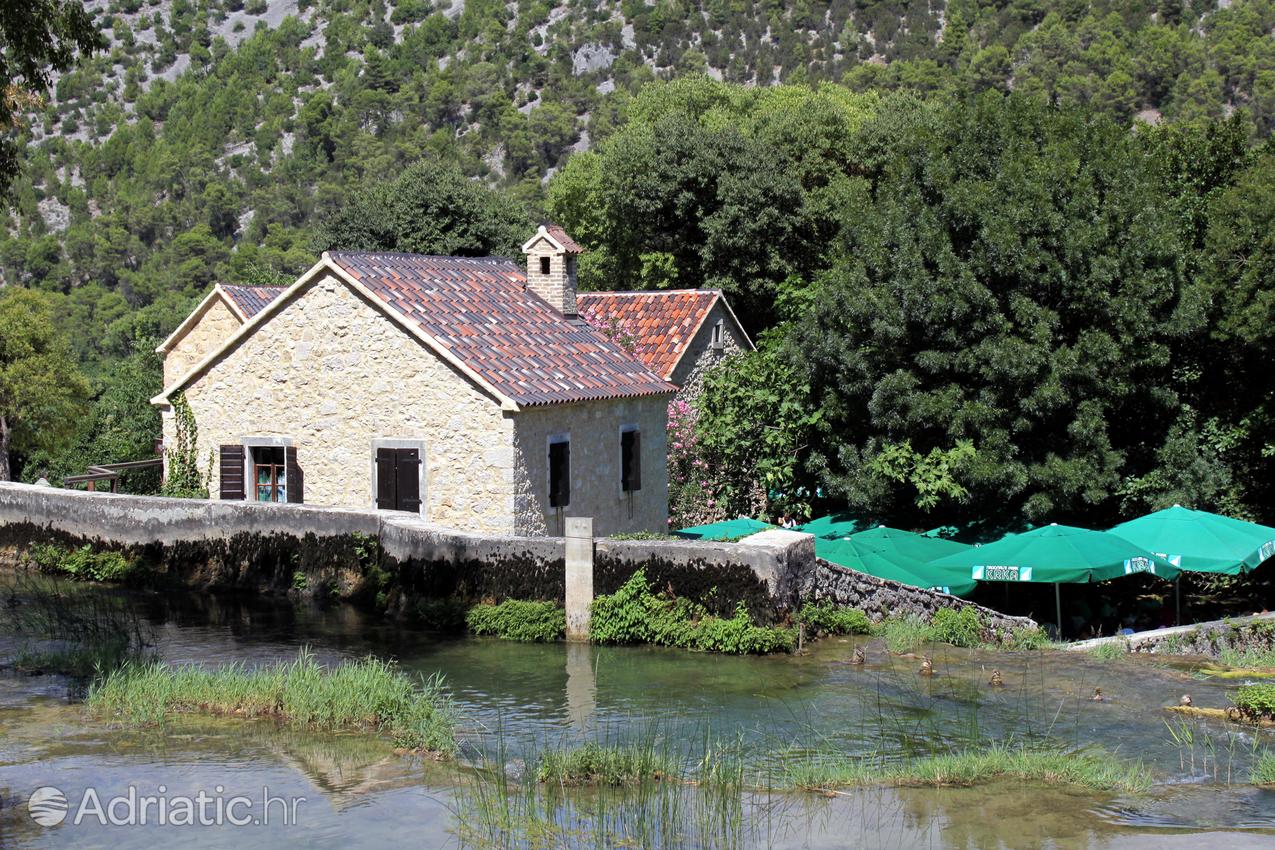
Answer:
xmin=576 ymin=290 xmax=752 ymax=403
xmin=152 ymin=225 xmax=676 ymax=537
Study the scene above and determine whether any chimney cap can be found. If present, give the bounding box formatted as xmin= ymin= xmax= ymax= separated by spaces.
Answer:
xmin=522 ymin=223 xmax=584 ymax=255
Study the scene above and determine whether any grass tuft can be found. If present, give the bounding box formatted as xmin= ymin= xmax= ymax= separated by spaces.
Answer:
xmin=87 ymin=649 xmax=456 ymax=754
xmin=1251 ymin=751 xmax=1275 ymax=785
xmin=781 ymin=744 xmax=1152 ymax=794
xmin=536 ymin=742 xmax=676 ymax=786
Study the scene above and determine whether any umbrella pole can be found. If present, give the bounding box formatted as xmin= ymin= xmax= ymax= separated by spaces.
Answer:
xmin=1175 ymin=577 xmax=1181 ymax=626
xmin=1055 ymin=583 xmax=1062 ymax=640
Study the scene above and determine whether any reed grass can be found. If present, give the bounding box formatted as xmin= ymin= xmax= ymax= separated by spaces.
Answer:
xmin=1251 ymin=751 xmax=1275 ymax=785
xmin=1088 ymin=641 xmax=1129 ymax=661
xmin=87 ymin=649 xmax=456 ymax=754
xmin=779 ymin=744 xmax=1152 ymax=794
xmin=536 ymin=742 xmax=677 ymax=785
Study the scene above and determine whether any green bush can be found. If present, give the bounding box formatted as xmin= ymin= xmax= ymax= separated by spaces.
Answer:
xmin=797 ymin=600 xmax=871 ymax=636
xmin=1005 ymin=626 xmax=1050 ymax=650
xmin=1234 ymin=683 xmax=1275 ymax=719
xmin=929 ymin=607 xmax=983 ymax=648
xmin=28 ymin=543 xmax=137 ymax=583
xmin=466 ymin=600 xmax=566 ymax=642
xmin=590 ymin=570 xmax=794 ymax=655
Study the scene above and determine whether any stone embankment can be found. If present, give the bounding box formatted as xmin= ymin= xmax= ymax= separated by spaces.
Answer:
xmin=1068 ymin=612 xmax=1275 ymax=657
xmin=0 ymin=482 xmax=1033 ymax=630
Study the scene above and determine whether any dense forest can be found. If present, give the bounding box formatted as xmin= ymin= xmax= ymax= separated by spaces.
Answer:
xmin=0 ymin=0 xmax=1273 ymax=531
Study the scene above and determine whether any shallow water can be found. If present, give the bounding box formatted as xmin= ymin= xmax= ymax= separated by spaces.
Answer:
xmin=2 ymin=587 xmax=1275 ymax=848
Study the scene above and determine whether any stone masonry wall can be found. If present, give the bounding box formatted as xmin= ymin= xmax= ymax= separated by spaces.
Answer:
xmin=163 ymin=295 xmax=243 ymax=387
xmin=163 ymin=271 xmax=519 ymax=535
xmin=669 ymin=300 xmax=748 ymax=404
xmin=512 ymin=395 xmax=670 ymax=537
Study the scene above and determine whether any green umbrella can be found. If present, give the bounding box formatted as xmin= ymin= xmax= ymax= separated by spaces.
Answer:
xmin=1109 ymin=505 xmax=1275 ymax=575
xmin=673 ymin=518 xmax=773 ymax=541
xmin=797 ymin=512 xmax=868 ymax=540
xmin=816 ymin=535 xmax=977 ymax=596
xmin=928 ymin=523 xmax=1180 ymax=631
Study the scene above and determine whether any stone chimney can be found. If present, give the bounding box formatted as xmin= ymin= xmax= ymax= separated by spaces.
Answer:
xmin=522 ymin=223 xmax=583 ymax=316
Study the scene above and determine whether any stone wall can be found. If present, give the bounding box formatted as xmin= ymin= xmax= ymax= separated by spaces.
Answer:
xmin=669 ymin=300 xmax=748 ymax=403
xmin=163 ymin=271 xmax=520 ymax=535
xmin=513 ymin=395 xmax=670 ymax=537
xmin=162 ymin=294 xmax=243 ymax=387
xmin=1068 ymin=613 xmax=1275 ymax=658
xmin=804 ymin=558 xmax=1037 ymax=635
xmin=0 ymin=484 xmax=1030 ymax=630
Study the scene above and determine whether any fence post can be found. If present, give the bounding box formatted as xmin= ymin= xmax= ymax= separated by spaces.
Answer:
xmin=564 ymin=517 xmax=594 ymax=641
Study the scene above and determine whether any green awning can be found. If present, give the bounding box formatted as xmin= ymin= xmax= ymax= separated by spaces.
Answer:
xmin=816 ymin=533 xmax=977 ymax=596
xmin=673 ymin=518 xmax=773 ymax=541
xmin=1109 ymin=505 xmax=1275 ymax=575
xmin=928 ymin=523 xmax=1181 ymax=584
xmin=797 ymin=512 xmax=868 ymax=540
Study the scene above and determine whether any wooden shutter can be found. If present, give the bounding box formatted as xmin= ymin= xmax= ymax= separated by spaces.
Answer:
xmin=285 ymin=446 xmax=303 ymax=504
xmin=622 ymin=430 xmax=641 ymax=492
xmin=219 ymin=445 xmax=245 ymax=500
xmin=549 ymin=441 xmax=570 ymax=508
xmin=375 ymin=448 xmax=396 ymax=510
xmin=395 ymin=448 xmax=422 ymax=513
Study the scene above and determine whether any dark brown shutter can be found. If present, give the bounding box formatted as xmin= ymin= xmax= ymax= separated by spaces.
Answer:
xmin=285 ymin=446 xmax=303 ymax=503
xmin=623 ymin=430 xmax=641 ymax=492
xmin=375 ymin=448 xmax=396 ymax=510
xmin=549 ymin=441 xmax=570 ymax=508
xmin=219 ymin=445 xmax=245 ymax=500
xmin=396 ymin=448 xmax=422 ymax=513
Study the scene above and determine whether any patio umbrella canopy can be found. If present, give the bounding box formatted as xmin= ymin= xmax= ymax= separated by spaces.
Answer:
xmin=816 ymin=533 xmax=977 ymax=596
xmin=928 ymin=523 xmax=1181 ymax=584
xmin=928 ymin=523 xmax=1181 ymax=632
xmin=1109 ymin=505 xmax=1275 ymax=575
xmin=673 ymin=518 xmax=773 ymax=541
xmin=797 ymin=512 xmax=868 ymax=540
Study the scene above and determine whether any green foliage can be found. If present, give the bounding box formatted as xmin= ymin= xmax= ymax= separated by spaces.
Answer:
xmin=159 ymin=392 xmax=208 ymax=498
xmin=536 ymin=743 xmax=675 ymax=786
xmin=27 ymin=542 xmax=138 ymax=583
xmin=1005 ymin=626 xmax=1051 ymax=651
xmin=1251 ymin=751 xmax=1275 ymax=785
xmin=291 ymin=571 xmax=308 ymax=591
xmin=590 ymin=569 xmax=795 ymax=655
xmin=312 ymin=158 xmax=533 ymax=258
xmin=465 ymin=600 xmax=566 ymax=642
xmin=88 ymin=650 xmax=457 ymax=754
xmin=875 ymin=614 xmax=932 ymax=654
xmin=869 ymin=440 xmax=976 ymax=511
xmin=0 ymin=288 xmax=90 ymax=480
xmin=796 ymin=601 xmax=871 ymax=636
xmin=928 ymin=607 xmax=984 ymax=649
xmin=1089 ymin=640 xmax=1130 ymax=661
xmin=1233 ymin=684 xmax=1275 ymax=719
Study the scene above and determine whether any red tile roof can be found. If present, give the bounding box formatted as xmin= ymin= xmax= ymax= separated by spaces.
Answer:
xmin=576 ymin=290 xmax=721 ymax=380
xmin=221 ymin=284 xmax=286 ymax=319
xmin=326 ymin=252 xmax=675 ymax=407
xmin=544 ymin=224 xmax=584 ymax=254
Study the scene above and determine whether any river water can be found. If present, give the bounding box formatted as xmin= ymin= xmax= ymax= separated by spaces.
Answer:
xmin=2 ymin=587 xmax=1274 ymax=848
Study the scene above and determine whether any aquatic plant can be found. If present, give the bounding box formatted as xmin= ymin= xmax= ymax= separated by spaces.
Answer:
xmin=536 ymin=742 xmax=676 ymax=786
xmin=590 ymin=570 xmax=795 ymax=655
xmin=875 ymin=614 xmax=931 ymax=654
xmin=1 ymin=571 xmax=153 ymax=677
xmin=87 ymin=649 xmax=456 ymax=754
xmin=795 ymin=601 xmax=870 ymax=636
xmin=1250 ymin=751 xmax=1275 ymax=785
xmin=26 ymin=542 xmax=139 ymax=583
xmin=1218 ymin=645 xmax=1275 ymax=670
xmin=928 ymin=607 xmax=983 ymax=648
xmin=466 ymin=600 xmax=566 ymax=643
xmin=1004 ymin=625 xmax=1051 ymax=650
xmin=780 ymin=744 xmax=1152 ymax=794
xmin=1233 ymin=683 xmax=1275 ymax=720
xmin=1089 ymin=641 xmax=1129 ymax=661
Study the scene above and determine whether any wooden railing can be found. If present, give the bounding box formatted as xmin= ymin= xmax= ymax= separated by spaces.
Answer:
xmin=63 ymin=458 xmax=163 ymax=493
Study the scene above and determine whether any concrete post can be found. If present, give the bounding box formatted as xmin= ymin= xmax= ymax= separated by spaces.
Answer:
xmin=564 ymin=516 xmax=594 ymax=641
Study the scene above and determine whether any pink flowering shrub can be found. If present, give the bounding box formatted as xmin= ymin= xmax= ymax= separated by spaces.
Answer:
xmin=584 ymin=311 xmax=640 ymax=355
xmin=667 ymin=398 xmax=729 ymax=528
